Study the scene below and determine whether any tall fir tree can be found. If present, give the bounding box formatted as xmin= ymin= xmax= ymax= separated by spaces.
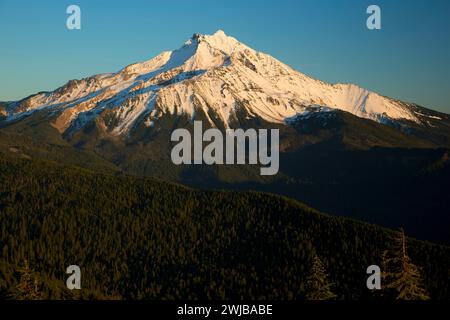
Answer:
xmin=305 ymin=253 xmax=337 ymax=300
xmin=14 ymin=260 xmax=42 ymax=300
xmin=385 ymin=229 xmax=430 ymax=300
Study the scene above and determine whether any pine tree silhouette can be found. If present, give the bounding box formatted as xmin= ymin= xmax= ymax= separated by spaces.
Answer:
xmin=15 ymin=260 xmax=42 ymax=300
xmin=305 ymin=253 xmax=337 ymax=300
xmin=385 ymin=229 xmax=430 ymax=300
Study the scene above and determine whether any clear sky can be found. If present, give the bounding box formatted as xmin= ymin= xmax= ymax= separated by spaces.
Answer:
xmin=1 ymin=0 xmax=449 ymax=113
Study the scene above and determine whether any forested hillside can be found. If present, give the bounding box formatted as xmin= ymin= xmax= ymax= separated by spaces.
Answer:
xmin=0 ymin=154 xmax=449 ymax=300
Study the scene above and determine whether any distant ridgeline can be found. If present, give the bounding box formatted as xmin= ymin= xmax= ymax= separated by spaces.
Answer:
xmin=0 ymin=153 xmax=449 ymax=300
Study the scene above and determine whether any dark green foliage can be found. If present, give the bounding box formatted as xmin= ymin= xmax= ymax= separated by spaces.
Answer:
xmin=305 ymin=253 xmax=337 ymax=300
xmin=13 ymin=260 xmax=42 ymax=300
xmin=0 ymin=154 xmax=449 ymax=300
xmin=2 ymin=110 xmax=450 ymax=244
xmin=384 ymin=229 xmax=430 ymax=300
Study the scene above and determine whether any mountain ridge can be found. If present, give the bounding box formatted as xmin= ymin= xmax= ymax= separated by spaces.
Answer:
xmin=2 ymin=30 xmax=437 ymax=138
xmin=2 ymin=30 xmax=450 ymax=245
xmin=1 ymin=152 xmax=449 ymax=299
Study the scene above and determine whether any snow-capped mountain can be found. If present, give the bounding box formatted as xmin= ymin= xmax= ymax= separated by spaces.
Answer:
xmin=2 ymin=30 xmax=429 ymax=136
xmin=2 ymin=30 xmax=450 ymax=250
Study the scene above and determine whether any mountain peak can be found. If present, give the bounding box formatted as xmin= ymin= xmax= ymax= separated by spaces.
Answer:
xmin=206 ymin=29 xmax=231 ymax=43
xmin=3 ymin=30 xmax=424 ymax=135
xmin=213 ymin=29 xmax=227 ymax=36
xmin=186 ymin=30 xmax=245 ymax=56
xmin=191 ymin=30 xmax=230 ymax=41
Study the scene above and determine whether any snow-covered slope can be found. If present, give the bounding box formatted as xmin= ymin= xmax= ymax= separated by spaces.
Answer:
xmin=3 ymin=30 xmax=421 ymax=135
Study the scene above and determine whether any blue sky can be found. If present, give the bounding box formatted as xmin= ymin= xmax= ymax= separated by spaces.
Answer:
xmin=1 ymin=0 xmax=449 ymax=113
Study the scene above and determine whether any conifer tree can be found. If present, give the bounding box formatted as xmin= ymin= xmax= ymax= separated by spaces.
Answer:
xmin=305 ymin=253 xmax=337 ymax=300
xmin=15 ymin=260 xmax=42 ymax=300
xmin=385 ymin=229 xmax=430 ymax=300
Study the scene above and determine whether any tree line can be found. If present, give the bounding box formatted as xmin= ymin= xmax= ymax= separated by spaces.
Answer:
xmin=0 ymin=154 xmax=449 ymax=300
